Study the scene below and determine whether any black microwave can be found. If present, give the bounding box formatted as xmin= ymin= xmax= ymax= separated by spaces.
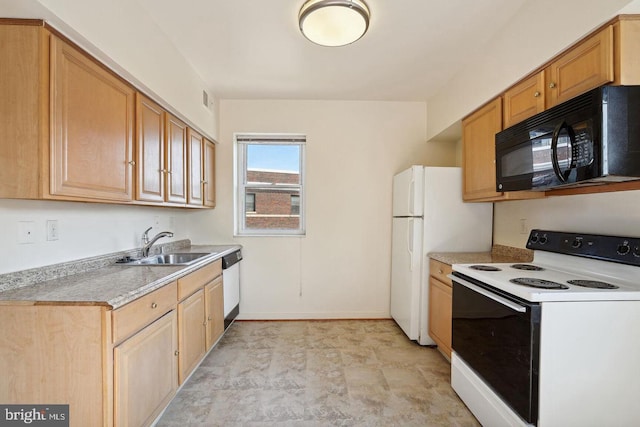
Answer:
xmin=495 ymin=85 xmax=640 ymax=191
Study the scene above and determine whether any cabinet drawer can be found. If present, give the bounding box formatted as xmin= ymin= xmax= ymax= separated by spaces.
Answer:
xmin=178 ymin=259 xmax=222 ymax=300
xmin=429 ymin=259 xmax=452 ymax=286
xmin=112 ymin=281 xmax=177 ymax=343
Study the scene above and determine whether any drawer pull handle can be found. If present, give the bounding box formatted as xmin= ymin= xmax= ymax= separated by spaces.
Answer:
xmin=438 ymin=269 xmax=443 ymax=274
xmin=533 ymin=91 xmax=541 ymax=98
xmin=203 ymin=320 xmax=207 ymax=326
xmin=151 ymin=302 xmax=158 ymax=309
xmin=207 ymin=316 xmax=212 ymax=321
xmin=549 ymin=82 xmax=556 ymax=89
xmin=174 ymin=350 xmax=179 ymax=356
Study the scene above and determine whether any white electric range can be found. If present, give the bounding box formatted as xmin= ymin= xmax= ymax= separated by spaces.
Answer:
xmin=449 ymin=229 xmax=640 ymax=427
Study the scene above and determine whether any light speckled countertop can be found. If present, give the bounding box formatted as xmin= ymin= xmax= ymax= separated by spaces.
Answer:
xmin=0 ymin=244 xmax=240 ymax=309
xmin=428 ymin=244 xmax=533 ymax=266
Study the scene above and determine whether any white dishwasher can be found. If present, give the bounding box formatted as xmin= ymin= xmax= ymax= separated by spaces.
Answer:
xmin=222 ymin=249 xmax=242 ymax=329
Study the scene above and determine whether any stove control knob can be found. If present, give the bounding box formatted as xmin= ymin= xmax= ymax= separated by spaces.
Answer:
xmin=633 ymin=246 xmax=640 ymax=258
xmin=571 ymin=238 xmax=582 ymax=249
xmin=539 ymin=234 xmax=548 ymax=245
xmin=617 ymin=242 xmax=630 ymax=255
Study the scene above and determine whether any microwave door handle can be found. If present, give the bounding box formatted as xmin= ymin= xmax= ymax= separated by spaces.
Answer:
xmin=450 ymin=275 xmax=527 ymax=313
xmin=551 ymin=121 xmax=576 ymax=182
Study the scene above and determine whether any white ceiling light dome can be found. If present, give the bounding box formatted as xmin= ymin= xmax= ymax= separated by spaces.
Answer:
xmin=299 ymin=0 xmax=370 ymax=47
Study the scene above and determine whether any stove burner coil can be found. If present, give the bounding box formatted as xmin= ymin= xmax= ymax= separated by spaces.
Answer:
xmin=567 ymin=279 xmax=619 ymax=289
xmin=511 ymin=264 xmax=545 ymax=271
xmin=469 ymin=265 xmax=502 ymax=271
xmin=510 ymin=278 xmax=569 ymax=289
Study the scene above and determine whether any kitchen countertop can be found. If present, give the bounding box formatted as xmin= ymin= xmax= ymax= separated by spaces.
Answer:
xmin=428 ymin=244 xmax=533 ymax=266
xmin=0 ymin=244 xmax=241 ymax=309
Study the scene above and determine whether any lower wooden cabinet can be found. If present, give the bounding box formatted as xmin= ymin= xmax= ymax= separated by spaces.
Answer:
xmin=177 ymin=260 xmax=224 ymax=383
xmin=178 ymin=289 xmax=207 ymax=384
xmin=428 ymin=259 xmax=453 ymax=359
xmin=205 ymin=275 xmax=225 ymax=350
xmin=0 ymin=257 xmax=226 ymax=427
xmin=114 ymin=310 xmax=178 ymax=427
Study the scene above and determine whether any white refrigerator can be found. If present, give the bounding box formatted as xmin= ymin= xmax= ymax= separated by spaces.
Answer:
xmin=390 ymin=166 xmax=493 ymax=345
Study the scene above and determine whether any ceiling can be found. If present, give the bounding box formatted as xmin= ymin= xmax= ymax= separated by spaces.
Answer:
xmin=136 ymin=0 xmax=529 ymax=101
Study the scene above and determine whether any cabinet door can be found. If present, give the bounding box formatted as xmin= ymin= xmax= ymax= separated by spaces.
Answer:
xmin=165 ymin=113 xmax=188 ymax=204
xmin=547 ymin=25 xmax=613 ymax=108
xmin=178 ymin=289 xmax=206 ymax=384
xmin=503 ymin=71 xmax=545 ymax=128
xmin=205 ymin=276 xmax=224 ymax=350
xmin=428 ymin=277 xmax=452 ymax=359
xmin=114 ymin=310 xmax=178 ymax=427
xmin=50 ymin=36 xmax=134 ymax=201
xmin=203 ymin=138 xmax=216 ymax=208
xmin=462 ymin=97 xmax=503 ymax=201
xmin=136 ymin=94 xmax=165 ymax=202
xmin=187 ymin=128 xmax=204 ymax=206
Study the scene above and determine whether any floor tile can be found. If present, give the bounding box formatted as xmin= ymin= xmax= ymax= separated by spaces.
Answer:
xmin=156 ymin=319 xmax=479 ymax=426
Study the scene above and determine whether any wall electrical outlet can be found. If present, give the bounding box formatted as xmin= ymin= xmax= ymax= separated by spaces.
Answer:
xmin=519 ymin=218 xmax=527 ymax=235
xmin=47 ymin=220 xmax=59 ymax=241
xmin=18 ymin=221 xmax=36 ymax=244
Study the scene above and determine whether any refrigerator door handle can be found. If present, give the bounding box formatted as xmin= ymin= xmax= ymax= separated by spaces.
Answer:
xmin=407 ymin=218 xmax=414 ymax=271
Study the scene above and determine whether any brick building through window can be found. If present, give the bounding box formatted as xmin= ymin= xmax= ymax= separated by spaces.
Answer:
xmin=245 ymin=169 xmax=300 ymax=229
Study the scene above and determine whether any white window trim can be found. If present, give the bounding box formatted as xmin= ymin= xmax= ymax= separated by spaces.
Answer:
xmin=234 ymin=133 xmax=306 ymax=237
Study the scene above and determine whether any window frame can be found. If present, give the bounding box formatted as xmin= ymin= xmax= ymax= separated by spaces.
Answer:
xmin=234 ymin=133 xmax=306 ymax=236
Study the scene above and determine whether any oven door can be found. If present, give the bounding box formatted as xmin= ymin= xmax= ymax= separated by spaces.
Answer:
xmin=452 ymin=274 xmax=541 ymax=424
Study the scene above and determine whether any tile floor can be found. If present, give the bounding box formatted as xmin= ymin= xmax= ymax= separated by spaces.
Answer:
xmin=156 ymin=319 xmax=480 ymax=426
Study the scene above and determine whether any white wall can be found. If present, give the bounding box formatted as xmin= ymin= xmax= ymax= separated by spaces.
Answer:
xmin=494 ymin=190 xmax=640 ymax=247
xmin=0 ymin=0 xmax=221 ymax=275
xmin=0 ymin=0 xmax=218 ymax=139
xmin=0 ymin=200 xmax=193 ymax=274
xmin=426 ymin=0 xmax=638 ymax=140
xmin=187 ymin=100 xmax=456 ymax=319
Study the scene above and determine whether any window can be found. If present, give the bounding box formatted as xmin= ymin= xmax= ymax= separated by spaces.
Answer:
xmin=235 ymin=134 xmax=305 ymax=236
xmin=245 ymin=193 xmax=256 ymax=213
xmin=290 ymin=195 xmax=300 ymax=215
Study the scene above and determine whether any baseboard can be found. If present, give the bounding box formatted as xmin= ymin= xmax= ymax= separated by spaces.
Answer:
xmin=236 ymin=311 xmax=391 ymax=320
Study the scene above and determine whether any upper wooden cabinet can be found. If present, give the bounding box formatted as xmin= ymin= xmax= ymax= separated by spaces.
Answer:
xmin=503 ymin=71 xmax=545 ymax=128
xmin=546 ymin=25 xmax=614 ymax=108
xmin=50 ymin=36 xmax=135 ymax=201
xmin=166 ymin=114 xmax=189 ymax=204
xmin=0 ymin=23 xmax=135 ymax=203
xmin=462 ymin=98 xmax=503 ymax=201
xmin=187 ymin=128 xmax=205 ymax=207
xmin=136 ymin=95 xmax=190 ymax=205
xmin=503 ymin=17 xmax=640 ymax=129
xmin=0 ymin=21 xmax=216 ymax=208
xmin=136 ymin=94 xmax=166 ymax=203
xmin=204 ymin=138 xmax=216 ymax=208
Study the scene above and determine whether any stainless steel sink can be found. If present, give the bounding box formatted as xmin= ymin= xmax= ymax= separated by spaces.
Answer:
xmin=118 ymin=252 xmax=214 ymax=266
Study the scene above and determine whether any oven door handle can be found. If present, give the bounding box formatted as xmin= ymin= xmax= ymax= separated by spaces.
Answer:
xmin=450 ymin=275 xmax=527 ymax=313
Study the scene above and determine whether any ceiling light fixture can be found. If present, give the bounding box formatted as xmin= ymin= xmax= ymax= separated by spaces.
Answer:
xmin=298 ymin=0 xmax=370 ymax=47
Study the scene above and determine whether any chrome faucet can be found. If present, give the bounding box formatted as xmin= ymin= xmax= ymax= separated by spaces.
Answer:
xmin=141 ymin=227 xmax=174 ymax=257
